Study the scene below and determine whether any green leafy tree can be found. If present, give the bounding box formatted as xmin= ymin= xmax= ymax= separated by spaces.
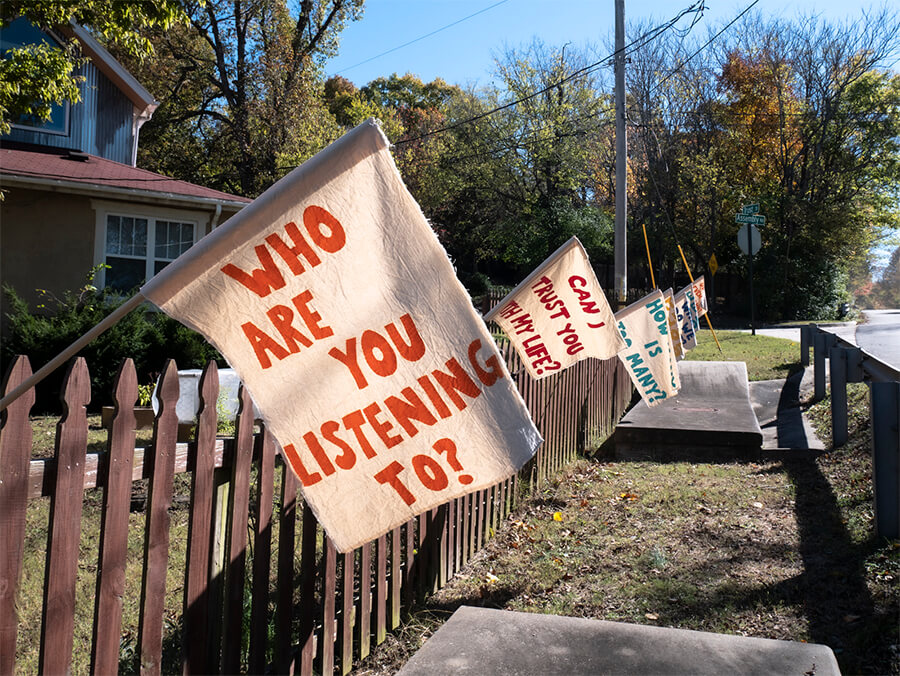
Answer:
xmin=119 ymin=0 xmax=363 ymax=197
xmin=412 ymin=42 xmax=615 ymax=286
xmin=0 ymin=1 xmax=184 ymax=134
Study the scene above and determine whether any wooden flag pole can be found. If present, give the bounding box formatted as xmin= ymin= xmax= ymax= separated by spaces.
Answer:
xmin=677 ymin=245 xmax=723 ymax=353
xmin=641 ymin=224 xmax=657 ymax=290
xmin=0 ymin=293 xmax=147 ymax=412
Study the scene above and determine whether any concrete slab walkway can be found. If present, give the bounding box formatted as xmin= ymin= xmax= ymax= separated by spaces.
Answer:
xmin=614 ymin=361 xmax=764 ymax=461
xmin=398 ymin=606 xmax=840 ymax=676
xmin=749 ymin=366 xmax=825 ymax=453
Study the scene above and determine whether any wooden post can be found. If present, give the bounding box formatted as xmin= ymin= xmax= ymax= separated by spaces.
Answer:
xmin=870 ymin=382 xmax=900 ymax=539
xmin=814 ymin=329 xmax=827 ymax=401
xmin=800 ymin=324 xmax=812 ymax=366
xmin=830 ymin=347 xmax=849 ymax=448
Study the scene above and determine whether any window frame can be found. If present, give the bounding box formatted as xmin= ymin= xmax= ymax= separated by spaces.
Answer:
xmin=92 ymin=201 xmax=209 ymax=291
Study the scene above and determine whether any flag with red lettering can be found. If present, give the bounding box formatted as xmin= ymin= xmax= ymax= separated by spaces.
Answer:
xmin=614 ymin=290 xmax=680 ymax=406
xmin=140 ymin=119 xmax=541 ymax=552
xmin=691 ymin=276 xmax=709 ymax=318
xmin=482 ymin=237 xmax=625 ymax=380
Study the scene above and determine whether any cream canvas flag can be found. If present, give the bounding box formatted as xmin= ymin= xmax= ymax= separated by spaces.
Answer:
xmin=691 ymin=275 xmax=709 ymax=317
xmin=141 ymin=119 xmax=541 ymax=552
xmin=673 ymin=286 xmax=698 ymax=352
xmin=614 ymin=290 xmax=680 ymax=406
xmin=483 ymin=237 xmax=625 ymax=380
xmin=663 ymin=288 xmax=684 ymax=360
xmin=682 ymin=283 xmax=702 ymax=334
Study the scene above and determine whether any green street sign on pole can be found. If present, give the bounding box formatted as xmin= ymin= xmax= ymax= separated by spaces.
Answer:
xmin=735 ymin=213 xmax=766 ymax=225
xmin=736 ymin=204 xmax=766 ymax=336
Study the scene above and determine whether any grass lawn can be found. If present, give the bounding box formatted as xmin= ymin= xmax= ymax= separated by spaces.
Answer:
xmin=685 ymin=329 xmax=802 ymax=381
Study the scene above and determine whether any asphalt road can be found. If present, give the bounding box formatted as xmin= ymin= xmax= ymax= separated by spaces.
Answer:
xmin=856 ymin=309 xmax=900 ymax=370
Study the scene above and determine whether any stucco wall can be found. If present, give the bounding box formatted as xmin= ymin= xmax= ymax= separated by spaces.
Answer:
xmin=0 ymin=187 xmax=97 ymax=317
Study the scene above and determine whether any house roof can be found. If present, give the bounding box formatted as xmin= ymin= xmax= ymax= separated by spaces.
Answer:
xmin=0 ymin=142 xmax=251 ymax=209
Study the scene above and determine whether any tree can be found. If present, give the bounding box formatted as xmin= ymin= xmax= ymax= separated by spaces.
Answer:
xmin=0 ymin=1 xmax=184 ymax=134
xmin=415 ymin=41 xmax=615 ymax=287
xmin=120 ymin=0 xmax=364 ymax=196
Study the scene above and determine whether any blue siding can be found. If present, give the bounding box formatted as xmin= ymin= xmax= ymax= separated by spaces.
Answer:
xmin=3 ymin=60 xmax=135 ymax=165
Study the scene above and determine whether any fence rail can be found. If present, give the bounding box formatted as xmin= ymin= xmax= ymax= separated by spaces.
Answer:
xmin=801 ymin=324 xmax=899 ymax=539
xmin=0 ymin=305 xmax=632 ymax=675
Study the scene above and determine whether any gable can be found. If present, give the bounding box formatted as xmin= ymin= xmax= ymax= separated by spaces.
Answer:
xmin=0 ymin=18 xmax=157 ymax=165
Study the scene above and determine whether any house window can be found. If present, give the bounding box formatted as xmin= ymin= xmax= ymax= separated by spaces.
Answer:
xmin=1 ymin=18 xmax=71 ymax=136
xmin=104 ymin=214 xmax=196 ymax=290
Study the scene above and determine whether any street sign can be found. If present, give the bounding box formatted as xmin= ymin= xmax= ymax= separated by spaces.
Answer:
xmin=735 ymin=213 xmax=766 ymax=225
xmin=736 ymin=204 xmax=764 ymax=337
xmin=708 ymin=253 xmax=718 ymax=276
xmin=737 ymin=223 xmax=761 ymax=256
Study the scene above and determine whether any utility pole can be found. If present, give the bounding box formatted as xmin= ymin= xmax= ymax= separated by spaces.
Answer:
xmin=614 ymin=0 xmax=627 ymax=308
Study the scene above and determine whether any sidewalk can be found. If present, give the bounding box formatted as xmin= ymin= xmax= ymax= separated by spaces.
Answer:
xmin=749 ymin=365 xmax=825 ymax=454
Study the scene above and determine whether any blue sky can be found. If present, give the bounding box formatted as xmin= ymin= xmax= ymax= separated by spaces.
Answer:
xmin=325 ymin=0 xmax=885 ymax=88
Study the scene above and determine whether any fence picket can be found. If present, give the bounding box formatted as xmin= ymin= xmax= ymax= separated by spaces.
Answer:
xmin=339 ymin=549 xmax=355 ymax=675
xmin=91 ymin=359 xmax=138 ymax=675
xmin=0 ymin=357 xmax=34 ymax=676
xmin=276 ymin=461 xmax=298 ymax=674
xmin=39 ymin=357 xmax=91 ymax=675
xmin=222 ymin=384 xmax=255 ymax=674
xmin=183 ymin=361 xmax=218 ymax=675
xmin=249 ymin=426 xmax=276 ymax=674
xmin=390 ymin=526 xmax=402 ymax=630
xmin=358 ymin=540 xmax=372 ymax=660
xmin=298 ymin=504 xmax=318 ymax=676
xmin=375 ymin=534 xmax=387 ymax=645
xmin=137 ymin=359 xmax=179 ymax=676
xmin=319 ymin=536 xmax=337 ymax=676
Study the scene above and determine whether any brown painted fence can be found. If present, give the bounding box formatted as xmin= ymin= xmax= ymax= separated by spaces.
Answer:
xmin=0 ymin=314 xmax=632 ymax=674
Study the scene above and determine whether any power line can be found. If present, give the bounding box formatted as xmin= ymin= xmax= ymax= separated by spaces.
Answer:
xmin=651 ymin=0 xmax=761 ymax=94
xmin=394 ymin=1 xmax=707 ymax=146
xmin=333 ymin=0 xmax=509 ymax=76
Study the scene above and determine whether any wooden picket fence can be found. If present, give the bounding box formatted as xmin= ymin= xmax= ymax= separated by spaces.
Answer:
xmin=0 ymin=316 xmax=632 ymax=675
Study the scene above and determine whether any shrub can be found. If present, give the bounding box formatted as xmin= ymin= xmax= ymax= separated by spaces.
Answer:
xmin=1 ymin=274 xmax=222 ymax=413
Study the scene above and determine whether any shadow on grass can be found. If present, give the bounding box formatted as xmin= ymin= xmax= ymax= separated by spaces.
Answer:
xmin=632 ymin=368 xmax=887 ymax=673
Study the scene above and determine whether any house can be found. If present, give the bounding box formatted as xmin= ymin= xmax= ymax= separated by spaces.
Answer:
xmin=0 ymin=18 xmax=250 ymax=330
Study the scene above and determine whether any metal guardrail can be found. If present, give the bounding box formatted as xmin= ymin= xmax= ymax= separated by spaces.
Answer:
xmin=801 ymin=324 xmax=899 ymax=540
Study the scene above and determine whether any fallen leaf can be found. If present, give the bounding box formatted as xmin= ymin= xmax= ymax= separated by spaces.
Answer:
xmin=843 ymin=614 xmax=860 ymax=623
xmin=645 ymin=613 xmax=659 ymax=620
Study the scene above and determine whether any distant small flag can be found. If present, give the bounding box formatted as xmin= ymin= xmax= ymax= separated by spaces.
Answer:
xmin=673 ymin=286 xmax=698 ymax=352
xmin=663 ymin=288 xmax=684 ymax=360
xmin=691 ymin=276 xmax=709 ymax=317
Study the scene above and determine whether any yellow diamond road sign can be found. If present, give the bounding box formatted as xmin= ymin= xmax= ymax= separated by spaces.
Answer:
xmin=709 ymin=253 xmax=719 ymax=276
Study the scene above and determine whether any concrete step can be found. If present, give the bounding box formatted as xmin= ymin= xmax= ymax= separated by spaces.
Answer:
xmin=399 ymin=606 xmax=840 ymax=676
